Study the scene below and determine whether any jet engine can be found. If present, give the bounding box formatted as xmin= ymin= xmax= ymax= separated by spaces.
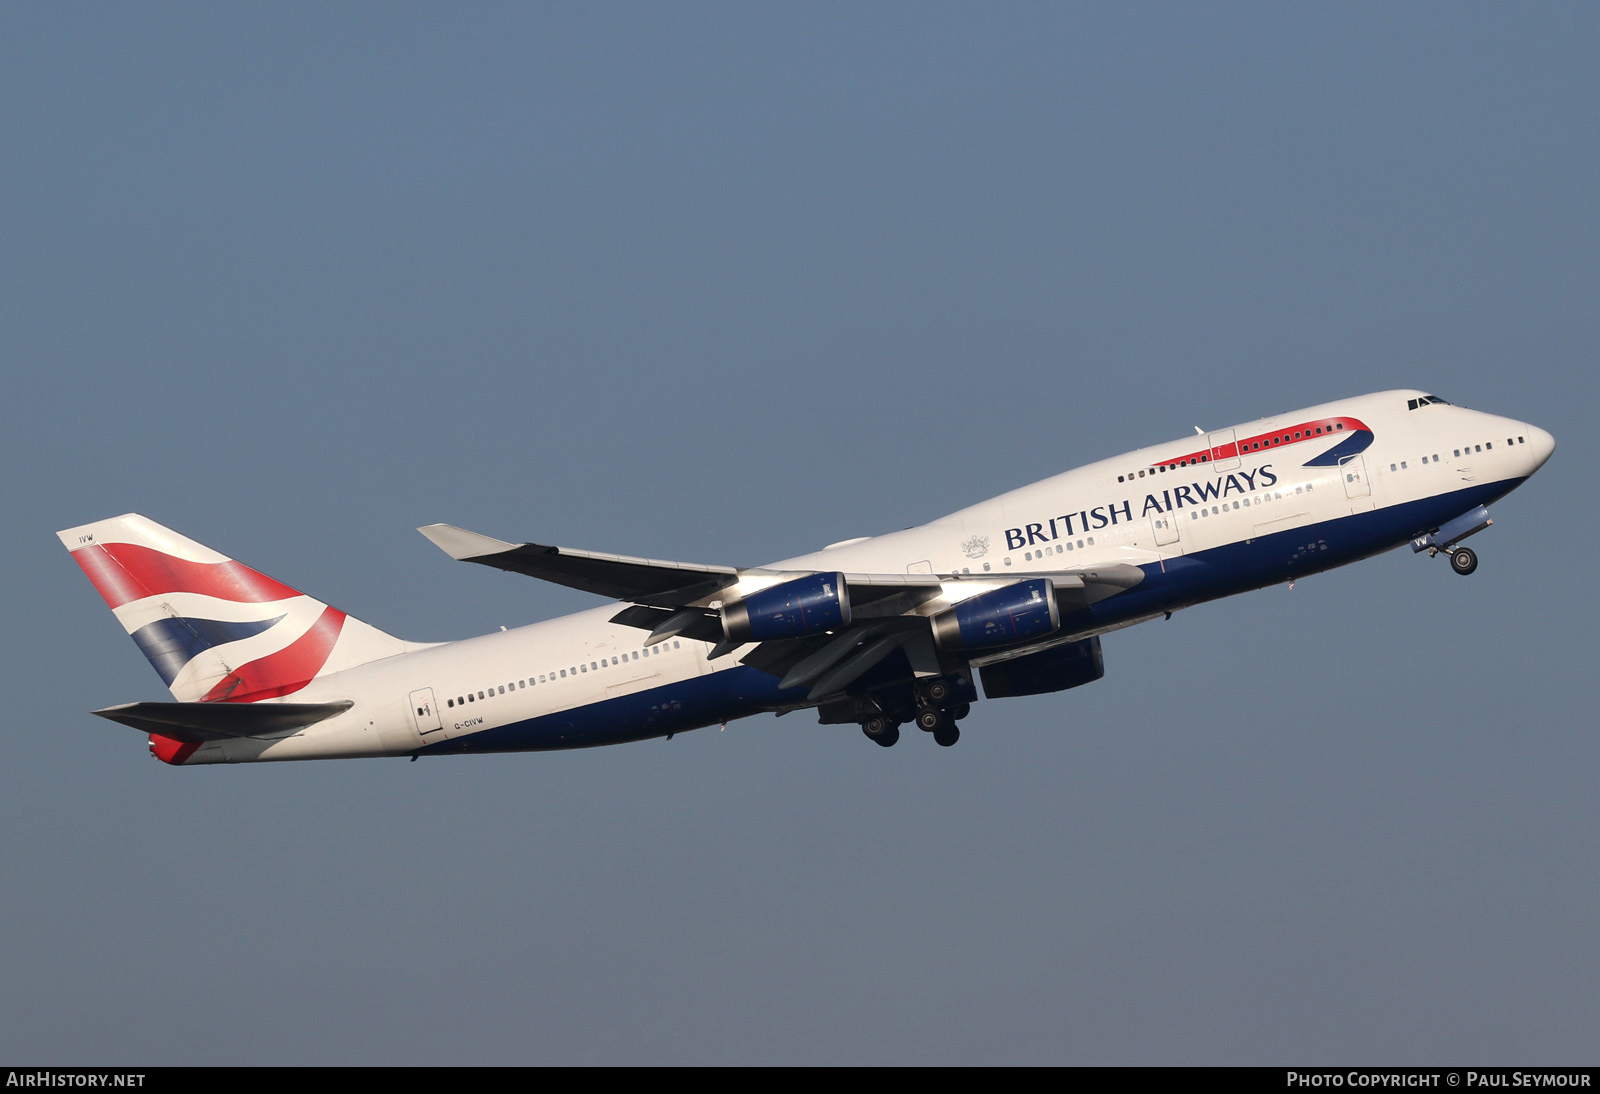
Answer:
xmin=722 ymin=572 xmax=851 ymax=644
xmin=930 ymin=579 xmax=1059 ymax=652
xmin=978 ymin=635 xmax=1104 ymax=698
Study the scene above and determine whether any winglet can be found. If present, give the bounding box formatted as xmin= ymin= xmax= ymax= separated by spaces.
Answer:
xmin=418 ymin=523 xmax=519 ymax=561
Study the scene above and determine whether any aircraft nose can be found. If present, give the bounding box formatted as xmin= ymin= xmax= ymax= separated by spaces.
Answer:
xmin=1524 ymin=424 xmax=1555 ymax=472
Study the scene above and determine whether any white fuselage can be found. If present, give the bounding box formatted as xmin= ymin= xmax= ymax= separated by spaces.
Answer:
xmin=181 ymin=390 xmax=1553 ymax=764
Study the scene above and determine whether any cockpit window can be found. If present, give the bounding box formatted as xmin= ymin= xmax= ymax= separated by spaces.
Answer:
xmin=1407 ymin=395 xmax=1455 ymax=410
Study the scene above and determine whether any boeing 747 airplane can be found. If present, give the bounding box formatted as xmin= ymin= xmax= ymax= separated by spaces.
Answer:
xmin=61 ymin=390 xmax=1553 ymax=763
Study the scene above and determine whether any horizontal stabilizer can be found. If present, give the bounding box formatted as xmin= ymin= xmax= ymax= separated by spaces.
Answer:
xmin=92 ymin=700 xmax=354 ymax=742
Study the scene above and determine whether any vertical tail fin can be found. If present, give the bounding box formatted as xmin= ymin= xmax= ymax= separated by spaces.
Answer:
xmin=59 ymin=514 xmax=409 ymax=703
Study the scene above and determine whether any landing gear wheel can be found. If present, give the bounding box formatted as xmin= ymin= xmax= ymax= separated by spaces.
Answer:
xmin=933 ymin=724 xmax=960 ymax=747
xmin=920 ymin=679 xmax=952 ymax=706
xmin=915 ymin=709 xmax=944 ymax=733
xmin=861 ymin=719 xmax=899 ymax=747
xmin=1449 ymin=546 xmax=1478 ymax=576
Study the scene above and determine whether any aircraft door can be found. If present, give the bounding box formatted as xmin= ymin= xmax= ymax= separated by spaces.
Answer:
xmin=1207 ymin=428 xmax=1240 ymax=472
xmin=409 ymin=687 xmax=443 ymax=736
xmin=1340 ymin=455 xmax=1371 ymax=500
xmin=1150 ymin=512 xmax=1180 ymax=548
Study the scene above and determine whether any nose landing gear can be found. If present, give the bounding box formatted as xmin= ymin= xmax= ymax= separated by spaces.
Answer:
xmin=1410 ymin=506 xmax=1492 ymax=577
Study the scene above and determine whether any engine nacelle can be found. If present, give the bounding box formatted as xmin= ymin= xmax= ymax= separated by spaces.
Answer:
xmin=930 ymin=578 xmax=1059 ymax=652
xmin=722 ymin=572 xmax=851 ymax=644
xmin=979 ymin=635 xmax=1103 ymax=698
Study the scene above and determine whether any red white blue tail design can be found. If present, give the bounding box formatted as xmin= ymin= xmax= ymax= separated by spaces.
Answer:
xmin=59 ymin=515 xmax=408 ymax=703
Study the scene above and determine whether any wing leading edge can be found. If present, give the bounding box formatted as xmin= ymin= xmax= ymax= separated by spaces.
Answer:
xmin=418 ymin=524 xmax=741 ymax=606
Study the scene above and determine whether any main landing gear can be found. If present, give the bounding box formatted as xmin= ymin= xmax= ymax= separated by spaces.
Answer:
xmin=860 ymin=715 xmax=900 ymax=748
xmin=854 ymin=676 xmax=973 ymax=748
xmin=912 ymin=677 xmax=969 ymax=747
xmin=915 ymin=706 xmax=963 ymax=747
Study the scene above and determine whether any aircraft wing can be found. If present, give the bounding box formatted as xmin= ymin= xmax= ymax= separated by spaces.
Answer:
xmin=420 ymin=523 xmax=1143 ymax=627
xmin=418 ymin=524 xmax=742 ymax=606
xmin=420 ymin=522 xmax=1145 ymax=698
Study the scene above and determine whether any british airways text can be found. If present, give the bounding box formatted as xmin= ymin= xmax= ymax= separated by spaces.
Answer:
xmin=1004 ymin=465 xmax=1280 ymax=550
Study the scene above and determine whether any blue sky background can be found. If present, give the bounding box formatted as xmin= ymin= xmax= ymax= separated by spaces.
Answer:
xmin=2 ymin=4 xmax=1594 ymax=1064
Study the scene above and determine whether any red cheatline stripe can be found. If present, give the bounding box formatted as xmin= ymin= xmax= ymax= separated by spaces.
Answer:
xmin=201 ymin=606 xmax=347 ymax=703
xmin=1152 ymin=417 xmax=1371 ymax=470
xmin=71 ymin=542 xmax=302 ymax=610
